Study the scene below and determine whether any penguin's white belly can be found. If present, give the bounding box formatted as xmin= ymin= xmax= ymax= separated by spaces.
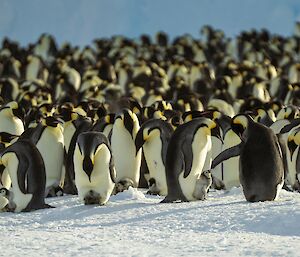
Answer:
xmin=211 ymin=137 xmax=223 ymax=181
xmin=111 ymin=127 xmax=141 ymax=186
xmin=37 ymin=128 xmax=64 ymax=189
xmin=63 ymin=122 xmax=76 ymax=153
xmin=179 ymin=134 xmax=209 ymax=201
xmin=287 ymin=147 xmax=299 ymax=187
xmin=74 ymin=145 xmax=115 ymax=204
xmin=0 ymin=117 xmax=24 ymax=135
xmin=102 ymin=125 xmax=113 ymax=138
xmin=1 ymin=168 xmax=11 ymax=189
xmin=143 ymin=138 xmax=167 ymax=196
xmin=3 ymin=153 xmax=32 ymax=212
xmin=0 ymin=196 xmax=8 ymax=211
xmin=223 ymin=131 xmax=241 ymax=189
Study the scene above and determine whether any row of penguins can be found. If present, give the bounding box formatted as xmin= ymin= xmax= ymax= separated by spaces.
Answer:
xmin=0 ymin=23 xmax=300 ymax=212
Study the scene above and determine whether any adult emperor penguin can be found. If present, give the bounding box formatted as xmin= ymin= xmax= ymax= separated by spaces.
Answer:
xmin=211 ymin=114 xmax=284 ymax=202
xmin=135 ymin=119 xmax=174 ymax=195
xmin=74 ymin=132 xmax=116 ymax=205
xmin=111 ymin=109 xmax=141 ymax=192
xmin=0 ymin=139 xmax=52 ymax=212
xmin=20 ymin=116 xmax=64 ymax=197
xmin=0 ymin=101 xmax=24 ymax=135
xmin=162 ymin=117 xmax=221 ymax=202
xmin=286 ymin=127 xmax=300 ymax=191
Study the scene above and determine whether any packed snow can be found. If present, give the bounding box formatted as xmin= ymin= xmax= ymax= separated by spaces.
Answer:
xmin=1 ymin=187 xmax=299 ymax=257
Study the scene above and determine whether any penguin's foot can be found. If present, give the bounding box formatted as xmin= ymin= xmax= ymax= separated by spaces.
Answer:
xmin=282 ymin=183 xmax=293 ymax=192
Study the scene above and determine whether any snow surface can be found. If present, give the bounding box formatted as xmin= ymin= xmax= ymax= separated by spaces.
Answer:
xmin=1 ymin=187 xmax=299 ymax=257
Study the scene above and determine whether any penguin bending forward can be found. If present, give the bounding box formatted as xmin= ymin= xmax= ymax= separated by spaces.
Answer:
xmin=211 ymin=114 xmax=284 ymax=202
xmin=0 ymin=139 xmax=52 ymax=212
xmin=74 ymin=132 xmax=116 ymax=205
xmin=162 ymin=117 xmax=221 ymax=203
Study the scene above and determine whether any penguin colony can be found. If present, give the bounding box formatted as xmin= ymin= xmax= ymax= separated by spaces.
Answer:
xmin=0 ymin=22 xmax=300 ymax=212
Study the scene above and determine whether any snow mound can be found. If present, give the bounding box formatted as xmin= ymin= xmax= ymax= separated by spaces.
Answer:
xmin=111 ymin=187 xmax=146 ymax=201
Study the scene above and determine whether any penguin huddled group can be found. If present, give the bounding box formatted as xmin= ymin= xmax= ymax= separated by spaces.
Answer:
xmin=0 ymin=23 xmax=300 ymax=212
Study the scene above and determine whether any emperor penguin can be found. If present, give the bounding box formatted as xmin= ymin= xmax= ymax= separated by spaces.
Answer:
xmin=211 ymin=114 xmax=284 ymax=202
xmin=162 ymin=117 xmax=221 ymax=202
xmin=135 ymin=119 xmax=174 ymax=196
xmin=74 ymin=132 xmax=116 ymax=205
xmin=1 ymin=139 xmax=52 ymax=212
xmin=20 ymin=116 xmax=64 ymax=197
xmin=111 ymin=109 xmax=141 ymax=192
xmin=0 ymin=101 xmax=24 ymax=135
xmin=286 ymin=127 xmax=300 ymax=191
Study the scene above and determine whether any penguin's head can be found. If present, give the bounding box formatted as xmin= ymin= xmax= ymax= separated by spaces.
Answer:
xmin=231 ymin=114 xmax=252 ymax=139
xmin=277 ymin=105 xmax=299 ymax=120
xmin=206 ymin=118 xmax=223 ymax=143
xmin=0 ymin=188 xmax=10 ymax=198
xmin=287 ymin=128 xmax=300 ymax=160
xmin=5 ymin=101 xmax=24 ymax=120
xmin=135 ymin=123 xmax=160 ymax=155
xmin=0 ymin=132 xmax=18 ymax=146
xmin=115 ymin=109 xmax=139 ymax=137
xmin=42 ymin=116 xmax=63 ymax=127
xmin=77 ymin=132 xmax=108 ymax=182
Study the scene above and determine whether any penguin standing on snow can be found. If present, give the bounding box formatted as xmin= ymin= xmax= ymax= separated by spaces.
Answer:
xmin=135 ymin=119 xmax=174 ymax=196
xmin=0 ymin=139 xmax=52 ymax=212
xmin=211 ymin=114 xmax=284 ymax=202
xmin=74 ymin=132 xmax=116 ymax=205
xmin=286 ymin=127 xmax=300 ymax=191
xmin=111 ymin=109 xmax=141 ymax=193
xmin=162 ymin=117 xmax=221 ymax=202
xmin=20 ymin=116 xmax=64 ymax=197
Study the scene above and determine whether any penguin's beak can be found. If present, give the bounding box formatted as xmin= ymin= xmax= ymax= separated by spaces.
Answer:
xmin=83 ymin=156 xmax=94 ymax=182
xmin=135 ymin=129 xmax=145 ymax=155
xmin=211 ymin=125 xmax=223 ymax=144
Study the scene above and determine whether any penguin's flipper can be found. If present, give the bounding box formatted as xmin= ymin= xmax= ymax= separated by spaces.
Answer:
xmin=211 ymin=143 xmax=242 ymax=169
xmin=182 ymin=138 xmax=193 ymax=178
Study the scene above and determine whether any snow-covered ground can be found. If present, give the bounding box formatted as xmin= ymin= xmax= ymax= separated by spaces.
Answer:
xmin=0 ymin=187 xmax=299 ymax=257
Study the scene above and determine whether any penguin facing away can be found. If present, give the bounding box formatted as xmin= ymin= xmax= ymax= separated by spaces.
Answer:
xmin=162 ymin=117 xmax=221 ymax=203
xmin=135 ymin=118 xmax=174 ymax=196
xmin=0 ymin=139 xmax=52 ymax=212
xmin=211 ymin=114 xmax=284 ymax=202
xmin=74 ymin=132 xmax=116 ymax=205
